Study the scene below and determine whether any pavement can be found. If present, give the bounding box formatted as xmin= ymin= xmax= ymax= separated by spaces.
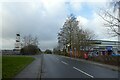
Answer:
xmin=15 ymin=54 xmax=42 ymax=79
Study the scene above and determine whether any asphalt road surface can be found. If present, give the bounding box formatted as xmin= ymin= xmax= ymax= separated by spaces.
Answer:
xmin=41 ymin=54 xmax=119 ymax=78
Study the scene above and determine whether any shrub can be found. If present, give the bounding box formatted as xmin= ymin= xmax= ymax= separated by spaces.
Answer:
xmin=44 ymin=49 xmax=52 ymax=54
xmin=20 ymin=44 xmax=40 ymax=55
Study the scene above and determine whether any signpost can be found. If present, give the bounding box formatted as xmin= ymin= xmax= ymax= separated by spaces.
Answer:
xmin=74 ymin=48 xmax=76 ymax=58
xmin=70 ymin=49 xmax=72 ymax=57
xmin=106 ymin=46 xmax=112 ymax=55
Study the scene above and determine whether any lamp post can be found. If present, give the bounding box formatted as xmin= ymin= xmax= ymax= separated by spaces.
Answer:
xmin=67 ymin=44 xmax=70 ymax=56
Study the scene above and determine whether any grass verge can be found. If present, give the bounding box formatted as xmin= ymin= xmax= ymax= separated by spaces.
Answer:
xmin=0 ymin=56 xmax=2 ymax=79
xmin=2 ymin=56 xmax=35 ymax=78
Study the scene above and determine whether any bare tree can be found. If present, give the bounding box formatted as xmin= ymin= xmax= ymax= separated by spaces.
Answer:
xmin=98 ymin=0 xmax=120 ymax=36
xmin=99 ymin=9 xmax=120 ymax=36
xmin=110 ymin=0 xmax=120 ymax=19
xmin=58 ymin=14 xmax=95 ymax=57
xmin=22 ymin=34 xmax=39 ymax=47
xmin=98 ymin=0 xmax=120 ymax=51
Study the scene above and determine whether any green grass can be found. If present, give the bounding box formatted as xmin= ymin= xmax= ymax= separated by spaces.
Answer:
xmin=0 ymin=56 xmax=2 ymax=79
xmin=2 ymin=56 xmax=35 ymax=78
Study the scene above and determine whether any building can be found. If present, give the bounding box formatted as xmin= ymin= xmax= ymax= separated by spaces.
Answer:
xmin=2 ymin=50 xmax=14 ymax=55
xmin=89 ymin=40 xmax=120 ymax=54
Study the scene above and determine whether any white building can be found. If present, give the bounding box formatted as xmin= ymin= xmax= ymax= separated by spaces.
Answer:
xmin=90 ymin=40 xmax=120 ymax=54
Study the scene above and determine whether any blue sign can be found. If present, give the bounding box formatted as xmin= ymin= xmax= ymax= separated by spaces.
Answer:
xmin=106 ymin=46 xmax=112 ymax=51
xmin=70 ymin=49 xmax=72 ymax=53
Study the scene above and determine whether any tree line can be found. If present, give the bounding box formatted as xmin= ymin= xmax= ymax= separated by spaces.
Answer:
xmin=54 ymin=0 xmax=120 ymax=56
xmin=54 ymin=14 xmax=95 ymax=57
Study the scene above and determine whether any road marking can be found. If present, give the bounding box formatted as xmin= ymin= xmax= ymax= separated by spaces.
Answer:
xmin=61 ymin=61 xmax=68 ymax=65
xmin=73 ymin=67 xmax=94 ymax=78
xmin=56 ymin=58 xmax=59 ymax=60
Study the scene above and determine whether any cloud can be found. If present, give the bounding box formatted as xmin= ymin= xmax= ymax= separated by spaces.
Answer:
xmin=87 ymin=12 xmax=107 ymax=39
xmin=39 ymin=40 xmax=58 ymax=51
xmin=76 ymin=10 xmax=118 ymax=41
xmin=1 ymin=0 xmax=117 ymax=50
xmin=69 ymin=0 xmax=83 ymax=12
xmin=2 ymin=38 xmax=15 ymax=50
xmin=0 ymin=3 xmax=2 ymax=50
xmin=81 ymin=12 xmax=118 ymax=41
xmin=77 ymin=16 xmax=88 ymax=26
xmin=1 ymin=1 xmax=68 ymax=50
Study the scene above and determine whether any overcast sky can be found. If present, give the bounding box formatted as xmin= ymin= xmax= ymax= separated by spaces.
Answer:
xmin=0 ymin=0 xmax=118 ymax=50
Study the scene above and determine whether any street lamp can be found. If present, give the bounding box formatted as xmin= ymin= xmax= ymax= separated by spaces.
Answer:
xmin=67 ymin=44 xmax=70 ymax=47
xmin=67 ymin=44 xmax=70 ymax=53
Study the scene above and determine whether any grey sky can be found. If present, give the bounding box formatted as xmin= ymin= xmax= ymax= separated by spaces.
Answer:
xmin=0 ymin=0 xmax=118 ymax=50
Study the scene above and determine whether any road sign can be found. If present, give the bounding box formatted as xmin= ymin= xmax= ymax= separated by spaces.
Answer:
xmin=106 ymin=46 xmax=112 ymax=51
xmin=70 ymin=49 xmax=72 ymax=53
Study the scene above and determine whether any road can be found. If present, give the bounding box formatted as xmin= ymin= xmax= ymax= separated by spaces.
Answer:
xmin=41 ymin=54 xmax=119 ymax=78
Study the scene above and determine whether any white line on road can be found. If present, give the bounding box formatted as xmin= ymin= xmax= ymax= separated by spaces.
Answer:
xmin=61 ymin=61 xmax=68 ymax=65
xmin=73 ymin=67 xmax=94 ymax=78
xmin=56 ymin=58 xmax=59 ymax=60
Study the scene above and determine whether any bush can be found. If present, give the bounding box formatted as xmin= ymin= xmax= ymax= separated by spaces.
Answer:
xmin=53 ymin=49 xmax=61 ymax=55
xmin=20 ymin=44 xmax=40 ymax=55
xmin=44 ymin=49 xmax=52 ymax=54
xmin=89 ymin=55 xmax=120 ymax=66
